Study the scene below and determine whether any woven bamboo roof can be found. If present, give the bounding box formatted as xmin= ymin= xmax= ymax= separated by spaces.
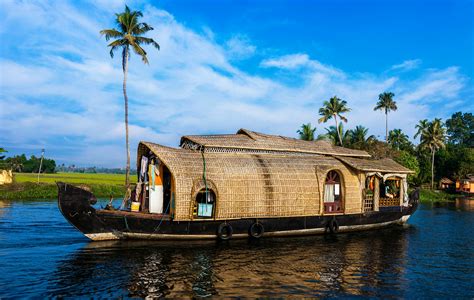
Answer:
xmin=137 ymin=141 xmax=363 ymax=220
xmin=336 ymin=157 xmax=415 ymax=174
xmin=180 ymin=129 xmax=371 ymax=158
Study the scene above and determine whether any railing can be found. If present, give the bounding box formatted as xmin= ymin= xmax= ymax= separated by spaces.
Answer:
xmin=380 ymin=197 xmax=399 ymax=207
xmin=324 ymin=202 xmax=343 ymax=213
xmin=364 ymin=194 xmax=374 ymax=212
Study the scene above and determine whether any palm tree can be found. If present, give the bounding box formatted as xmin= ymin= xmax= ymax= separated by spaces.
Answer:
xmin=0 ymin=148 xmax=6 ymax=160
xmin=374 ymin=92 xmax=397 ymax=143
xmin=420 ymin=118 xmax=446 ymax=189
xmin=318 ymin=96 xmax=351 ymax=146
xmin=297 ymin=123 xmax=317 ymax=141
xmin=348 ymin=125 xmax=376 ymax=150
xmin=324 ymin=123 xmax=350 ymax=146
xmin=414 ymin=119 xmax=429 ymax=140
xmin=100 ymin=6 xmax=160 ymax=198
xmin=388 ymin=129 xmax=409 ymax=150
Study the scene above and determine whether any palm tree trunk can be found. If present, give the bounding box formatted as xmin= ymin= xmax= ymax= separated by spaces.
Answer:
xmin=334 ymin=115 xmax=343 ymax=146
xmin=385 ymin=111 xmax=388 ymax=144
xmin=431 ymin=147 xmax=435 ymax=190
xmin=123 ymin=49 xmax=131 ymax=197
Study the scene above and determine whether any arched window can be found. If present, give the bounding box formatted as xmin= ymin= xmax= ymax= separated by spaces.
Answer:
xmin=324 ymin=170 xmax=343 ymax=213
xmin=194 ymin=189 xmax=216 ymax=218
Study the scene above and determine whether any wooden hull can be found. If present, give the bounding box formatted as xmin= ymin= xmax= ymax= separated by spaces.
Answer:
xmin=57 ymin=182 xmax=419 ymax=241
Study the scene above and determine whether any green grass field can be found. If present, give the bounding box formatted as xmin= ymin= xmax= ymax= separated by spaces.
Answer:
xmin=14 ymin=172 xmax=137 ymax=185
xmin=1 ymin=172 xmax=137 ymax=200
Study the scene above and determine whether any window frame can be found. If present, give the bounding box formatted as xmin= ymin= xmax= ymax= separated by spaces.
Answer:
xmin=323 ymin=170 xmax=344 ymax=214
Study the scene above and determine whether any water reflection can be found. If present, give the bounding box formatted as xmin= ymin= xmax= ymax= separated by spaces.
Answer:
xmin=0 ymin=200 xmax=12 ymax=217
xmin=455 ymin=198 xmax=474 ymax=211
xmin=46 ymin=227 xmax=411 ymax=298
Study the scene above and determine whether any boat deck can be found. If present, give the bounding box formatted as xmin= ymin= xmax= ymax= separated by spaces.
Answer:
xmin=96 ymin=209 xmax=172 ymax=220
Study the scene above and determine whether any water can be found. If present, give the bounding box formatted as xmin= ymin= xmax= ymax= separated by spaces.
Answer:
xmin=0 ymin=200 xmax=473 ymax=298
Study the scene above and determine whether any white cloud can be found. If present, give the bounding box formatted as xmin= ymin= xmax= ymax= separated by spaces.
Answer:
xmin=0 ymin=2 xmax=470 ymax=167
xmin=225 ymin=34 xmax=256 ymax=60
xmin=260 ymin=53 xmax=310 ymax=69
xmin=260 ymin=53 xmax=344 ymax=77
xmin=390 ymin=59 xmax=422 ymax=71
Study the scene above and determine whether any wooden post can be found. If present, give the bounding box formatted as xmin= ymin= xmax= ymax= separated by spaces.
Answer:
xmin=399 ymin=179 xmax=404 ymax=206
xmin=37 ymin=148 xmax=45 ymax=184
xmin=374 ymin=177 xmax=380 ymax=211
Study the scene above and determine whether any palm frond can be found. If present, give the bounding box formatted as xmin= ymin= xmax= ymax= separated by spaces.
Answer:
xmin=131 ymin=43 xmax=148 ymax=64
xmin=101 ymin=5 xmax=160 ymax=67
xmin=100 ymin=29 xmax=124 ymax=41
xmin=135 ymin=36 xmax=160 ymax=50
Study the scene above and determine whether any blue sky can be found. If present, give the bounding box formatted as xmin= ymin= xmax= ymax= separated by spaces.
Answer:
xmin=0 ymin=0 xmax=473 ymax=167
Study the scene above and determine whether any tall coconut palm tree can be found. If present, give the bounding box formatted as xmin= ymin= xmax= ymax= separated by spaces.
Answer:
xmin=388 ymin=128 xmax=409 ymax=150
xmin=318 ymin=96 xmax=351 ymax=146
xmin=414 ymin=119 xmax=429 ymax=140
xmin=374 ymin=92 xmax=397 ymax=143
xmin=297 ymin=123 xmax=317 ymax=141
xmin=100 ymin=6 xmax=160 ymax=198
xmin=420 ymin=118 xmax=446 ymax=189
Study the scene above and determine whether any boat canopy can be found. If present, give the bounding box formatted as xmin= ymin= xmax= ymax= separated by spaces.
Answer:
xmin=180 ymin=129 xmax=371 ymax=157
xmin=136 ymin=129 xmax=413 ymax=221
xmin=335 ymin=157 xmax=415 ymax=174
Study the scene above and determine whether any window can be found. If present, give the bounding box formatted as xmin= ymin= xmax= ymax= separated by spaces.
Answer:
xmin=324 ymin=171 xmax=343 ymax=213
xmin=194 ymin=189 xmax=216 ymax=218
xmin=379 ymin=177 xmax=401 ymax=207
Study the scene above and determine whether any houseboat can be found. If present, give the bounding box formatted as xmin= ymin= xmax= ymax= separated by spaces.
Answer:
xmin=58 ymin=129 xmax=419 ymax=241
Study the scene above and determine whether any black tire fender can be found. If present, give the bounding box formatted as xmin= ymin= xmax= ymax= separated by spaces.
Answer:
xmin=248 ymin=222 xmax=264 ymax=239
xmin=217 ymin=223 xmax=233 ymax=240
xmin=325 ymin=218 xmax=339 ymax=234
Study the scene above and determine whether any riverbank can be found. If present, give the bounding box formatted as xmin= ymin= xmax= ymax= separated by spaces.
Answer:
xmin=0 ymin=173 xmax=136 ymax=200
xmin=418 ymin=189 xmax=459 ymax=203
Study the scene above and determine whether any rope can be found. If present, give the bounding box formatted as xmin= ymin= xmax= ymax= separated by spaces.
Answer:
xmin=123 ymin=216 xmax=130 ymax=231
xmin=153 ymin=198 xmax=171 ymax=233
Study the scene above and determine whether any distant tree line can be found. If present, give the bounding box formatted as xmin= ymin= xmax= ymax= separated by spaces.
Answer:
xmin=55 ymin=164 xmax=136 ymax=174
xmin=298 ymin=93 xmax=473 ymax=189
xmin=1 ymin=153 xmax=56 ymax=173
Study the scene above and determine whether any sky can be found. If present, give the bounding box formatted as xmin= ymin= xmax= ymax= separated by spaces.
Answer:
xmin=0 ymin=0 xmax=473 ymax=167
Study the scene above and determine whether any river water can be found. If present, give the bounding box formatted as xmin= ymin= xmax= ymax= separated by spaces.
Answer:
xmin=0 ymin=199 xmax=473 ymax=298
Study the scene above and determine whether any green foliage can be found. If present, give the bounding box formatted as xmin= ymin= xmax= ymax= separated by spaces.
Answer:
xmin=1 ymin=173 xmax=138 ymax=200
xmin=4 ymin=155 xmax=56 ymax=173
xmin=4 ymin=154 xmax=56 ymax=173
xmin=347 ymin=125 xmax=376 ymax=150
xmin=388 ymin=129 xmax=412 ymax=151
xmin=297 ymin=123 xmax=317 ymax=141
xmin=0 ymin=147 xmax=7 ymax=160
xmin=419 ymin=118 xmax=446 ymax=152
xmin=322 ymin=123 xmax=350 ymax=146
xmin=445 ymin=111 xmax=473 ymax=147
xmin=0 ymin=182 xmax=127 ymax=200
xmin=100 ymin=5 xmax=160 ymax=64
xmin=318 ymin=96 xmax=351 ymax=146
xmin=14 ymin=172 xmax=137 ymax=185
xmin=435 ymin=145 xmax=474 ymax=180
xmin=374 ymin=92 xmax=397 ymax=113
xmin=418 ymin=189 xmax=458 ymax=203
xmin=393 ymin=151 xmax=419 ymax=185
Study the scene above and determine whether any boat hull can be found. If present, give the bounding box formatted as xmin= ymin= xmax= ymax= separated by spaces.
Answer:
xmin=57 ymin=182 xmax=419 ymax=241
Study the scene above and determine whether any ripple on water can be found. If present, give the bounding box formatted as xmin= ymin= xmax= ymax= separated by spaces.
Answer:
xmin=0 ymin=201 xmax=473 ymax=298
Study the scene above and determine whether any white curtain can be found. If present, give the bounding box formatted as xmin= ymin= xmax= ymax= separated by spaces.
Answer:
xmin=324 ymin=184 xmax=335 ymax=203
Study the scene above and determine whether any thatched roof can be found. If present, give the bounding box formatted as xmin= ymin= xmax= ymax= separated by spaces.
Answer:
xmin=336 ymin=157 xmax=415 ymax=174
xmin=440 ymin=177 xmax=454 ymax=184
xmin=137 ymin=141 xmax=364 ymax=220
xmin=180 ymin=129 xmax=370 ymax=158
